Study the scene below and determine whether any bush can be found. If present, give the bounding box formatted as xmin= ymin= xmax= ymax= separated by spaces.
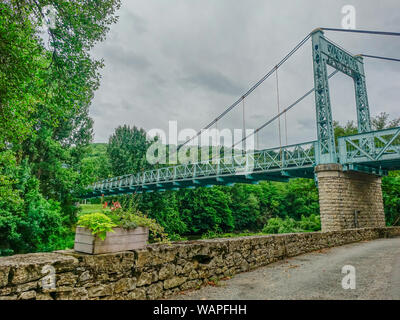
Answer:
xmin=0 ymin=153 xmax=72 ymax=255
xmin=262 ymin=217 xmax=303 ymax=234
xmin=299 ymin=214 xmax=321 ymax=232
xmin=168 ymin=233 xmax=188 ymax=242
xmin=382 ymin=172 xmax=400 ymax=225
xmin=262 ymin=215 xmax=321 ymax=234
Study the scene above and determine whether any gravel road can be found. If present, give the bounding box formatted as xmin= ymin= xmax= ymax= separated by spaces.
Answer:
xmin=170 ymin=237 xmax=400 ymax=300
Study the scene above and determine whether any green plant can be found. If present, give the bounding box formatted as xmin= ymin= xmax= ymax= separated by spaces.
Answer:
xmin=168 ymin=233 xmax=188 ymax=242
xmin=77 ymin=212 xmax=117 ymax=240
xmin=106 ymin=199 xmax=170 ymax=244
xmin=201 ymin=230 xmax=219 ymax=239
xmin=262 ymin=214 xmax=321 ymax=234
xmin=299 ymin=214 xmax=321 ymax=232
xmin=262 ymin=217 xmax=302 ymax=234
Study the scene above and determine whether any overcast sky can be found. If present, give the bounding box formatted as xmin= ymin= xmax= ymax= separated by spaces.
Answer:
xmin=90 ymin=0 xmax=400 ymax=149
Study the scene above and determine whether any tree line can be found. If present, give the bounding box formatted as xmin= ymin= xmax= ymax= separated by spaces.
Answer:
xmin=84 ymin=119 xmax=400 ymax=240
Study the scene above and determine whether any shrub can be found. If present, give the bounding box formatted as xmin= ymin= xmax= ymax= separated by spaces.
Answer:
xmin=299 ymin=214 xmax=321 ymax=232
xmin=262 ymin=215 xmax=321 ymax=234
xmin=262 ymin=217 xmax=302 ymax=234
xmin=0 ymin=153 xmax=72 ymax=255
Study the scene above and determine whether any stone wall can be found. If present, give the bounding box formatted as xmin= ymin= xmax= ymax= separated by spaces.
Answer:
xmin=0 ymin=227 xmax=399 ymax=300
xmin=316 ymin=164 xmax=386 ymax=232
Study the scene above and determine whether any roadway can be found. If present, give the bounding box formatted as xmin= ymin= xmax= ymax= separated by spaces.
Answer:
xmin=171 ymin=237 xmax=400 ymax=300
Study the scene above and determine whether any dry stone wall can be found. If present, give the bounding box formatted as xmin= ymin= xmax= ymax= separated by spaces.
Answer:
xmin=0 ymin=227 xmax=399 ymax=300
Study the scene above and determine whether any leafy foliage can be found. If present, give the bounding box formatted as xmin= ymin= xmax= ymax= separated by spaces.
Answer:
xmin=107 ymin=125 xmax=154 ymax=176
xmin=107 ymin=199 xmax=169 ymax=243
xmin=77 ymin=212 xmax=116 ymax=241
xmin=382 ymin=172 xmax=400 ymax=226
xmin=139 ymin=192 xmax=188 ymax=236
xmin=0 ymin=151 xmax=73 ymax=255
xmin=262 ymin=214 xmax=321 ymax=234
xmin=0 ymin=0 xmax=121 ymax=255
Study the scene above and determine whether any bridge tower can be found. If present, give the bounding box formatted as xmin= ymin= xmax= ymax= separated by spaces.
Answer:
xmin=311 ymin=29 xmax=385 ymax=231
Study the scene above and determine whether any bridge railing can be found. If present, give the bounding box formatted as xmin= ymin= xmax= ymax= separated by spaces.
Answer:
xmin=338 ymin=126 xmax=400 ymax=165
xmin=88 ymin=141 xmax=317 ymax=195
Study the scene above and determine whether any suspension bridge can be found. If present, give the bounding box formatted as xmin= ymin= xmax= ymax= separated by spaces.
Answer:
xmin=83 ymin=28 xmax=400 ymax=231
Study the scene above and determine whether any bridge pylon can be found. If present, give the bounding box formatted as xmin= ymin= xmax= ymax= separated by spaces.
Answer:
xmin=315 ymin=164 xmax=385 ymax=231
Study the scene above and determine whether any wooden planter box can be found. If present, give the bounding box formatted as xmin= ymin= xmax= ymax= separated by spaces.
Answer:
xmin=74 ymin=226 xmax=149 ymax=254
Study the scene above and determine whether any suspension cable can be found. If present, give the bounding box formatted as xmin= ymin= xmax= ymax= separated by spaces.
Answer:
xmin=177 ymin=33 xmax=312 ymax=150
xmin=321 ymin=28 xmax=400 ymax=37
xmin=275 ymin=66 xmax=282 ymax=150
xmin=256 ymin=130 xmax=259 ymax=150
xmin=360 ymin=54 xmax=400 ymax=63
xmin=215 ymin=119 xmax=218 ymax=161
xmin=231 ymin=69 xmax=340 ymax=150
xmin=215 ymin=119 xmax=218 ymax=147
xmin=284 ymin=111 xmax=288 ymax=146
xmin=242 ymin=98 xmax=246 ymax=152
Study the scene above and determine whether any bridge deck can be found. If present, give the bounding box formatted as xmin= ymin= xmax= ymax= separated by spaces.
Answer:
xmin=86 ymin=141 xmax=317 ymax=197
xmin=83 ymin=127 xmax=400 ymax=198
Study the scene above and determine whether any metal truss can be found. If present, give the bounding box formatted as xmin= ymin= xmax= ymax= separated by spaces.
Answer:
xmin=338 ymin=127 xmax=400 ymax=171
xmin=311 ymin=29 xmax=372 ymax=164
xmin=85 ymin=141 xmax=317 ymax=198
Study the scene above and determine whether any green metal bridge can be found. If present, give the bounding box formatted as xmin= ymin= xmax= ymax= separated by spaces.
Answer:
xmin=83 ymin=28 xmax=400 ymax=198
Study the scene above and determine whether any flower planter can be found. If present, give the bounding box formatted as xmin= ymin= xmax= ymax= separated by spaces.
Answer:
xmin=74 ymin=226 xmax=149 ymax=254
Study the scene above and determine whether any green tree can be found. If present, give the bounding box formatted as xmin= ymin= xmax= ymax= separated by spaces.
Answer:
xmin=372 ymin=112 xmax=400 ymax=130
xmin=0 ymin=0 xmax=121 ymax=254
xmin=382 ymin=172 xmax=400 ymax=226
xmin=0 ymin=152 xmax=71 ymax=255
xmin=108 ymin=125 xmax=154 ymax=176
xmin=180 ymin=187 xmax=234 ymax=234
xmin=139 ymin=192 xmax=188 ymax=236
xmin=333 ymin=120 xmax=357 ymax=140
xmin=230 ymin=184 xmax=261 ymax=231
xmin=282 ymin=179 xmax=319 ymax=220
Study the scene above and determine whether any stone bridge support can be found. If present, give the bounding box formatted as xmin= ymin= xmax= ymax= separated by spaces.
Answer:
xmin=315 ymin=164 xmax=386 ymax=232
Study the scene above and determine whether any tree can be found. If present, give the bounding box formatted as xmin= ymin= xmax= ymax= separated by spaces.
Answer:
xmin=107 ymin=125 xmax=154 ymax=176
xmin=180 ymin=187 xmax=234 ymax=234
xmin=139 ymin=192 xmax=188 ymax=236
xmin=0 ymin=0 xmax=121 ymax=254
xmin=230 ymin=185 xmax=261 ymax=231
xmin=333 ymin=120 xmax=357 ymax=140
xmin=372 ymin=112 xmax=400 ymax=130
xmin=0 ymin=2 xmax=45 ymax=147
xmin=0 ymin=152 xmax=71 ymax=255
xmin=282 ymin=179 xmax=319 ymax=220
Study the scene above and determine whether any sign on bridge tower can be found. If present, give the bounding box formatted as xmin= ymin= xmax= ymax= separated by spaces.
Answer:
xmin=311 ymin=29 xmax=372 ymax=164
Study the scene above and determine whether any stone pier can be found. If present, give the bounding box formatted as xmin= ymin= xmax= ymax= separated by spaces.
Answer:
xmin=315 ymin=164 xmax=386 ymax=232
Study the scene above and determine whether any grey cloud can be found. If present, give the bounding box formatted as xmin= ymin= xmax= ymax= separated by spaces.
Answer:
xmin=90 ymin=0 xmax=400 ymax=144
xmin=121 ymin=10 xmax=148 ymax=35
xmin=180 ymin=69 xmax=246 ymax=96
xmin=101 ymin=45 xmax=151 ymax=71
